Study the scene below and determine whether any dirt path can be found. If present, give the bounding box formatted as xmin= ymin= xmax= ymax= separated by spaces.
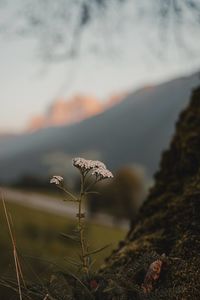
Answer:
xmin=1 ymin=187 xmax=129 ymax=230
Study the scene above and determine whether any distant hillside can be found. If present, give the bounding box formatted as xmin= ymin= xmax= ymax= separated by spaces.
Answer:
xmin=0 ymin=71 xmax=199 ymax=183
xmin=27 ymin=95 xmax=103 ymax=132
xmin=26 ymin=93 xmax=127 ymax=132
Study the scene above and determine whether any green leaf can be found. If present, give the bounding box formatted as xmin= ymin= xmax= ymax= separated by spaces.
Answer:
xmin=85 ymin=191 xmax=100 ymax=195
xmin=64 ymin=257 xmax=82 ymax=267
xmin=88 ymin=259 xmax=97 ymax=271
xmin=84 ymin=244 xmax=111 ymax=257
xmin=60 ymin=232 xmax=80 ymax=242
xmin=63 ymin=270 xmax=95 ymax=300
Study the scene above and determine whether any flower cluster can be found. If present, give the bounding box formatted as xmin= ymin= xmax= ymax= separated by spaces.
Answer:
xmin=50 ymin=175 xmax=63 ymax=185
xmin=72 ymin=157 xmax=105 ymax=171
xmin=72 ymin=157 xmax=93 ymax=171
xmin=92 ymin=167 xmax=113 ymax=180
xmin=49 ymin=157 xmax=113 ymax=275
xmin=72 ymin=157 xmax=113 ymax=180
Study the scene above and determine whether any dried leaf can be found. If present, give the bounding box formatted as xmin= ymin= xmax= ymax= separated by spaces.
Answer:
xmin=142 ymin=254 xmax=166 ymax=294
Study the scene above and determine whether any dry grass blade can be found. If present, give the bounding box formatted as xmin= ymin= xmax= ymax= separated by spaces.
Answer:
xmin=9 ymin=213 xmax=27 ymax=289
xmin=1 ymin=189 xmax=25 ymax=300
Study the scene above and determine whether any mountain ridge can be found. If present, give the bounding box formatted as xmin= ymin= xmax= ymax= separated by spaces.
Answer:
xmin=0 ymin=71 xmax=199 ymax=183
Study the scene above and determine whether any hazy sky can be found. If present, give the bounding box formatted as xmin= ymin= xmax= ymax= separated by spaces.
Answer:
xmin=1 ymin=1 xmax=200 ymax=132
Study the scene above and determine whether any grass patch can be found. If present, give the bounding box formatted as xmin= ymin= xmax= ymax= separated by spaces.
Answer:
xmin=0 ymin=200 xmax=126 ymax=282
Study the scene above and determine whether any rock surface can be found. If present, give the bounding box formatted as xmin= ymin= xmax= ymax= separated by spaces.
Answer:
xmin=99 ymin=86 xmax=200 ymax=299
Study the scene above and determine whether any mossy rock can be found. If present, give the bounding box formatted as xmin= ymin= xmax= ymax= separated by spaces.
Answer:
xmin=99 ymin=86 xmax=200 ymax=299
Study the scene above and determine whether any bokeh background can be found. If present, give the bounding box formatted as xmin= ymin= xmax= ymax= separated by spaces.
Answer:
xmin=0 ymin=1 xmax=200 ymax=297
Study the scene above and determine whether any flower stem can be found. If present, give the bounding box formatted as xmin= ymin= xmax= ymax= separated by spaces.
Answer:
xmin=58 ymin=186 xmax=77 ymax=201
xmin=78 ymin=173 xmax=89 ymax=275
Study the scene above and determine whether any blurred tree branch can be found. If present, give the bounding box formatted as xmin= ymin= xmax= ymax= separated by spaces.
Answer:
xmin=0 ymin=0 xmax=200 ymax=62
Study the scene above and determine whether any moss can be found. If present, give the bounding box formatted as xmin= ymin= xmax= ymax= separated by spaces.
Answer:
xmin=98 ymin=87 xmax=200 ymax=299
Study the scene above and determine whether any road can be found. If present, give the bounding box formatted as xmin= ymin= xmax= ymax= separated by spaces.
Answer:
xmin=1 ymin=187 xmax=129 ymax=230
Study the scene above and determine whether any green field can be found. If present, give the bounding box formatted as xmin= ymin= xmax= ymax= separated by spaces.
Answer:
xmin=0 ymin=200 xmax=126 ymax=284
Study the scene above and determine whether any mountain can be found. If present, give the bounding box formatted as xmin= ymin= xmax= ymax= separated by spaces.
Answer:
xmin=27 ymin=95 xmax=103 ymax=132
xmin=0 ymin=71 xmax=199 ymax=183
xmin=26 ymin=93 xmax=127 ymax=132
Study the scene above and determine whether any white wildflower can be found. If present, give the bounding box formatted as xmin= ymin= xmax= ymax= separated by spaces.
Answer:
xmin=50 ymin=175 xmax=63 ymax=185
xmin=90 ymin=160 xmax=106 ymax=169
xmin=72 ymin=157 xmax=90 ymax=171
xmin=72 ymin=157 xmax=106 ymax=172
xmin=72 ymin=157 xmax=113 ymax=180
xmin=92 ymin=167 xmax=114 ymax=180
